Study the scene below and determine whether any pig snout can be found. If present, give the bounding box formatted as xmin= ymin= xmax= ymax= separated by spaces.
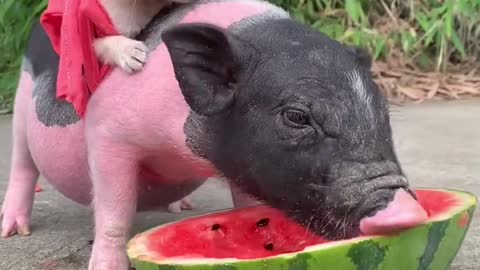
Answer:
xmin=306 ymin=164 xmax=428 ymax=239
xmin=359 ymin=189 xmax=428 ymax=235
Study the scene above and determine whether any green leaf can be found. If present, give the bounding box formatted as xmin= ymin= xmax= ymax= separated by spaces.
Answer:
xmin=444 ymin=0 xmax=454 ymax=38
xmin=316 ymin=21 xmax=345 ymax=40
xmin=423 ymin=22 xmax=440 ymax=47
xmin=415 ymin=13 xmax=432 ymax=33
xmin=345 ymin=0 xmax=361 ymax=24
xmin=373 ymin=38 xmax=386 ymax=59
xmin=450 ymin=31 xmax=467 ymax=58
xmin=0 ymin=0 xmax=17 ymax=25
xmin=402 ymin=32 xmax=416 ymax=54
xmin=431 ymin=4 xmax=448 ymax=18
xmin=457 ymin=0 xmax=472 ymax=16
xmin=33 ymin=0 xmax=48 ymax=15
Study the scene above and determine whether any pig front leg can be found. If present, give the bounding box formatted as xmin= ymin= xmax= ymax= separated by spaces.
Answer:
xmin=94 ymin=35 xmax=148 ymax=73
xmin=87 ymin=139 xmax=140 ymax=270
xmin=1 ymin=103 xmax=39 ymax=237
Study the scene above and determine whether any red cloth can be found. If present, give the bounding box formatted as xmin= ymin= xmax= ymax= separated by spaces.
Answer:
xmin=40 ymin=0 xmax=119 ymax=117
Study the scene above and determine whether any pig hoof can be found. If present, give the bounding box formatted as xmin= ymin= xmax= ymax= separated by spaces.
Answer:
xmin=88 ymin=246 xmax=130 ymax=270
xmin=117 ymin=40 xmax=148 ymax=73
xmin=167 ymin=197 xmax=193 ymax=213
xmin=180 ymin=197 xmax=193 ymax=210
xmin=167 ymin=202 xmax=182 ymax=214
xmin=0 ymin=211 xmax=32 ymax=237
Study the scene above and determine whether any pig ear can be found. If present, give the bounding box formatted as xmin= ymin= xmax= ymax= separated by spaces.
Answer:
xmin=162 ymin=23 xmax=240 ymax=116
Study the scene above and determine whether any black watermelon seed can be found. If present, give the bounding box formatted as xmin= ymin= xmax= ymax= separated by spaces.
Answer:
xmin=264 ymin=243 xmax=274 ymax=251
xmin=88 ymin=240 xmax=94 ymax=245
xmin=211 ymin=224 xmax=221 ymax=231
xmin=256 ymin=218 xmax=270 ymax=227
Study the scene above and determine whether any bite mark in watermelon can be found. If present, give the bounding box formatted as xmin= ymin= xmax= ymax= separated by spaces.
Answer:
xmin=127 ymin=188 xmax=477 ymax=270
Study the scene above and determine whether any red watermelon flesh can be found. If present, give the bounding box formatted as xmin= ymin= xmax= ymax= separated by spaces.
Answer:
xmin=146 ymin=190 xmax=461 ymax=260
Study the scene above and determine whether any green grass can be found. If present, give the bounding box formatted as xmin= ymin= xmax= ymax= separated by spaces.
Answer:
xmin=0 ymin=0 xmax=47 ymax=113
xmin=0 ymin=0 xmax=479 ymax=113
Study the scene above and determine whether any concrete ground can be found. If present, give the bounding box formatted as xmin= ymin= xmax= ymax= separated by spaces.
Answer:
xmin=0 ymin=99 xmax=479 ymax=270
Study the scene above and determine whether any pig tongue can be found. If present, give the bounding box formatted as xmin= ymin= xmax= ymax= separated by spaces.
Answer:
xmin=359 ymin=189 xmax=428 ymax=235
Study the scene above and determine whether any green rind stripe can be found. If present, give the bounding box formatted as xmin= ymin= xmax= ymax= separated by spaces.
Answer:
xmin=303 ymin=242 xmax=357 ymax=269
xmin=418 ymin=220 xmax=450 ymax=270
xmin=286 ymin=253 xmax=310 ymax=270
xmin=371 ymin=225 xmax=429 ymax=270
xmin=213 ymin=266 xmax=238 ymax=270
xmin=347 ymin=240 xmax=387 ymax=270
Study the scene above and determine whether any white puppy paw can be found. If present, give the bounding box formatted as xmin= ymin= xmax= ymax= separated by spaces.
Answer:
xmin=94 ymin=36 xmax=148 ymax=73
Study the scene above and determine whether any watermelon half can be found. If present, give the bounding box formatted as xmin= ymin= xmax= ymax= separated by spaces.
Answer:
xmin=127 ymin=188 xmax=477 ymax=270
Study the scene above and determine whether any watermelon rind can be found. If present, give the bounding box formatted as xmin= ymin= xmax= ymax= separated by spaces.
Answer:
xmin=127 ymin=188 xmax=477 ymax=270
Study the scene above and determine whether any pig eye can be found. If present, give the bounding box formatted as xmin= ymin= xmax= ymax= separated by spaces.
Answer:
xmin=284 ymin=110 xmax=309 ymax=126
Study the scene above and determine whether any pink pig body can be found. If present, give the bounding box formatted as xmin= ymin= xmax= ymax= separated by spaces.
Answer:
xmin=2 ymin=1 xmax=283 ymax=269
xmin=14 ymin=0 xmax=276 ymax=205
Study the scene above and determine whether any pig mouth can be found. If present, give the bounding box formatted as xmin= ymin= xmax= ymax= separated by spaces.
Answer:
xmin=243 ymin=174 xmax=428 ymax=240
xmin=291 ymin=185 xmax=428 ymax=240
xmin=355 ymin=187 xmax=413 ymax=222
xmin=334 ymin=173 xmax=428 ymax=237
xmin=357 ymin=188 xmax=428 ymax=236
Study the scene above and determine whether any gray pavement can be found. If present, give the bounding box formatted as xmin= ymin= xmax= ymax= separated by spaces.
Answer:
xmin=0 ymin=99 xmax=479 ymax=270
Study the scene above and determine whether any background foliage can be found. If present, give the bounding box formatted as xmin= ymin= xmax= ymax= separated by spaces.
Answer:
xmin=270 ymin=0 xmax=480 ymax=71
xmin=0 ymin=0 xmax=47 ymax=112
xmin=1 ymin=0 xmax=479 ymax=112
